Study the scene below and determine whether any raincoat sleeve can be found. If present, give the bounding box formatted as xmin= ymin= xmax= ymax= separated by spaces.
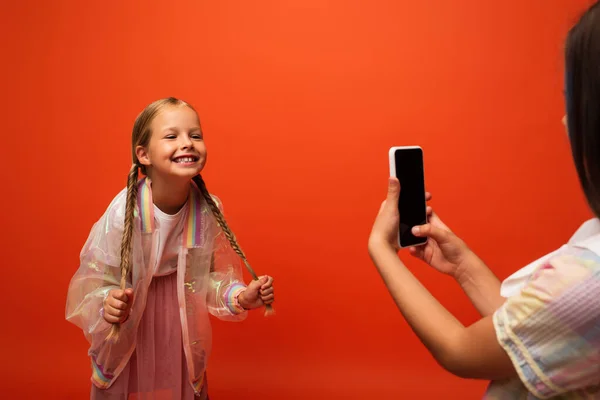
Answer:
xmin=65 ymin=192 xmax=130 ymax=341
xmin=206 ymin=195 xmax=249 ymax=321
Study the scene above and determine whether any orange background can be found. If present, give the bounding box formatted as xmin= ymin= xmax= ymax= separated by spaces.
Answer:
xmin=0 ymin=0 xmax=593 ymax=398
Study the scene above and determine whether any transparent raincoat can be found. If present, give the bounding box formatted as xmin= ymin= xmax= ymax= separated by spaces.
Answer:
xmin=65 ymin=177 xmax=248 ymax=396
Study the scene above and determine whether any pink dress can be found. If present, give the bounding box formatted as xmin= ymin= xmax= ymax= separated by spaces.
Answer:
xmin=91 ymin=203 xmax=201 ymax=399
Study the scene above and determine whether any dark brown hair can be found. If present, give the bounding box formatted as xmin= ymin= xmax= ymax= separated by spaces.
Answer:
xmin=565 ymin=1 xmax=600 ymax=217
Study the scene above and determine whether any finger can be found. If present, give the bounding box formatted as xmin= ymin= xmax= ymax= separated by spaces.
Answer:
xmin=261 ymin=294 xmax=275 ymax=304
xmin=105 ymin=304 xmax=126 ymax=318
xmin=260 ymin=287 xmax=274 ymax=296
xmin=429 ymin=212 xmax=452 ymax=232
xmin=103 ymin=313 xmax=120 ymax=324
xmin=124 ymin=288 xmax=134 ymax=302
xmin=408 ymin=246 xmax=425 ymax=259
xmin=425 ymin=192 xmax=432 ymax=201
xmin=386 ymin=177 xmax=400 ymax=205
xmin=382 ymin=176 xmax=400 ymax=211
xmin=246 ymin=279 xmax=262 ymax=292
xmin=260 ymin=276 xmax=274 ymax=289
xmin=426 ymin=206 xmax=433 ymax=216
xmin=377 ymin=200 xmax=386 ymax=215
xmin=112 ymin=290 xmax=130 ymax=302
xmin=107 ymin=298 xmax=128 ymax=310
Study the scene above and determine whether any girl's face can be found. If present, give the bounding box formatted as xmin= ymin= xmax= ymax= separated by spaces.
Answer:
xmin=136 ymin=105 xmax=207 ymax=181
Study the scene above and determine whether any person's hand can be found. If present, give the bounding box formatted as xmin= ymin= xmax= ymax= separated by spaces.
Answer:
xmin=368 ymin=177 xmax=432 ymax=253
xmin=409 ymin=213 xmax=471 ymax=279
xmin=238 ymin=276 xmax=274 ymax=310
xmin=103 ymin=288 xmax=134 ymax=324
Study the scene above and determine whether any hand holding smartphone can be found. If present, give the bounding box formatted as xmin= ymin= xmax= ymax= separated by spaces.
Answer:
xmin=388 ymin=146 xmax=428 ymax=248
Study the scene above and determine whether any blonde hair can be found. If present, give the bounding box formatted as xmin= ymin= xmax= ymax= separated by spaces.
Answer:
xmin=106 ymin=97 xmax=273 ymax=342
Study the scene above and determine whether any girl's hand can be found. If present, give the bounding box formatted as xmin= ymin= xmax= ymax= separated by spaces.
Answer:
xmin=368 ymin=177 xmax=432 ymax=254
xmin=409 ymin=213 xmax=471 ymax=279
xmin=103 ymin=288 xmax=134 ymax=324
xmin=238 ymin=276 xmax=274 ymax=310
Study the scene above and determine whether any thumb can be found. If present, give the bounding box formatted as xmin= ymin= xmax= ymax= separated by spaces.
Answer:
xmin=247 ymin=278 xmax=263 ymax=292
xmin=124 ymin=288 xmax=134 ymax=303
xmin=113 ymin=289 xmax=127 ymax=301
xmin=386 ymin=177 xmax=400 ymax=207
xmin=412 ymin=223 xmax=451 ymax=244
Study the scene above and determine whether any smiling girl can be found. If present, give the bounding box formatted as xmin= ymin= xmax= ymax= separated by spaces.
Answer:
xmin=66 ymin=97 xmax=275 ymax=399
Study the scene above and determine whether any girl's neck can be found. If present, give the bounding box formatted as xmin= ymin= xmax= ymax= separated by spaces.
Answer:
xmin=148 ymin=174 xmax=190 ymax=215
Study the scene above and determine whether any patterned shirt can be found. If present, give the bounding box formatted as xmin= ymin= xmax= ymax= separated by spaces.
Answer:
xmin=483 ymin=247 xmax=600 ymax=399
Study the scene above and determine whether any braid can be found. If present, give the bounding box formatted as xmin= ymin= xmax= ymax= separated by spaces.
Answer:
xmin=106 ymin=164 xmax=139 ymax=341
xmin=192 ymin=174 xmax=274 ymax=315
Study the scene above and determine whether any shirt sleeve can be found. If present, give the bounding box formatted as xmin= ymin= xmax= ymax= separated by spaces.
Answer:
xmin=493 ymin=248 xmax=600 ymax=398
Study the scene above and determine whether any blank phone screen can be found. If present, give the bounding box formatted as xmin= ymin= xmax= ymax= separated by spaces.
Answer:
xmin=394 ymin=148 xmax=427 ymax=247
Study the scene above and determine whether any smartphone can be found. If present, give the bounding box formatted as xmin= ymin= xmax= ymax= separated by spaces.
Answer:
xmin=388 ymin=146 xmax=428 ymax=248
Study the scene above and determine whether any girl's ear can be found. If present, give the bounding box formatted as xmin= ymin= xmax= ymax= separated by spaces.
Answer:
xmin=136 ymin=145 xmax=151 ymax=167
